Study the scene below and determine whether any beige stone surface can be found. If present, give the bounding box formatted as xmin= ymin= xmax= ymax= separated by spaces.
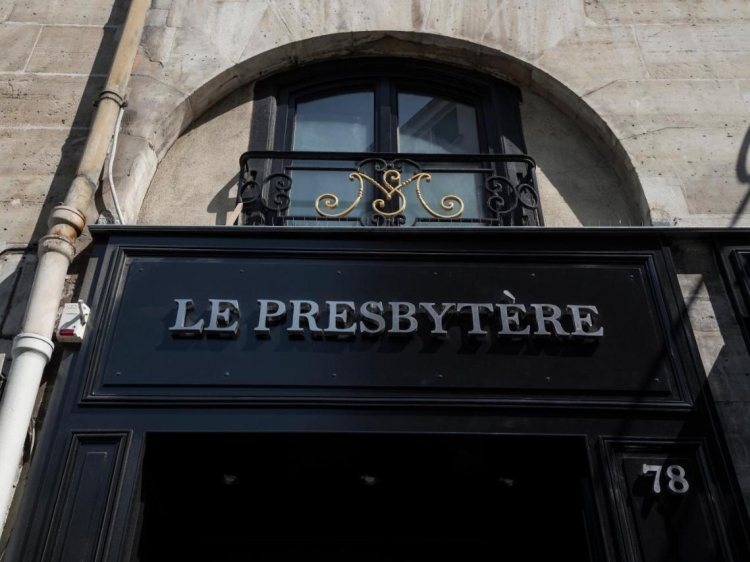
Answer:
xmin=7 ymin=0 xmax=127 ymax=25
xmin=138 ymin=84 xmax=253 ymax=225
xmin=692 ymin=0 xmax=750 ymax=23
xmin=521 ymin=90 xmax=638 ymax=226
xmin=635 ymin=24 xmax=750 ymax=79
xmin=0 ymin=23 xmax=41 ymax=71
xmin=584 ymin=0 xmax=693 ymax=24
xmin=26 ymin=25 xmax=117 ymax=74
xmin=0 ymin=75 xmax=102 ymax=128
xmin=536 ymin=25 xmax=648 ymax=93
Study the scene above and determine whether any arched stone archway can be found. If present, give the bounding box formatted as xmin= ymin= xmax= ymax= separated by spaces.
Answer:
xmin=111 ymin=21 xmax=656 ymax=225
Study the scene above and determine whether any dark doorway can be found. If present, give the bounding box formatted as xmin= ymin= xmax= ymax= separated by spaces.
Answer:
xmin=135 ymin=433 xmax=595 ymax=561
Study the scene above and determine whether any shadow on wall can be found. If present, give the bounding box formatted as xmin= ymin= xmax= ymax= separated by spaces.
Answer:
xmin=26 ymin=0 xmax=131 ymax=242
xmin=731 ymin=127 xmax=750 ymax=227
xmin=521 ymin=91 xmax=640 ymax=227
xmin=137 ymin=85 xmax=254 ymax=226
xmin=669 ymin=241 xmax=750 ymax=510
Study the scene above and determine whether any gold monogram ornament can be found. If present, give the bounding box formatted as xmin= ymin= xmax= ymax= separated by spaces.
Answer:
xmin=315 ymin=160 xmax=464 ymax=220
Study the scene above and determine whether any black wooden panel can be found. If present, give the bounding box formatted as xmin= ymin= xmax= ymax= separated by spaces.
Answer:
xmin=39 ymin=433 xmax=128 ymax=562
xmin=79 ymin=243 xmax=690 ymax=408
xmin=718 ymin=246 xmax=750 ymax=350
xmin=602 ymin=439 xmax=734 ymax=562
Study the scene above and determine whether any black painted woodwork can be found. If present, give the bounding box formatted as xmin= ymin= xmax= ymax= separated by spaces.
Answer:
xmin=718 ymin=243 xmax=750 ymax=356
xmin=6 ymin=227 xmax=750 ymax=562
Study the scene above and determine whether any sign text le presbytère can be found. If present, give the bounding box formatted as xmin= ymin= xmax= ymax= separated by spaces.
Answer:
xmin=169 ymin=297 xmax=604 ymax=340
xmin=85 ymin=251 xmax=682 ymax=403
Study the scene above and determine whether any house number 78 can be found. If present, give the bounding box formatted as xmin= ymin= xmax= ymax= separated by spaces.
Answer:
xmin=642 ymin=464 xmax=690 ymax=495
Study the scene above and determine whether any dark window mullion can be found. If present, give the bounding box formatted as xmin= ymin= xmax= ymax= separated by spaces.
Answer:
xmin=375 ymin=76 xmax=395 ymax=152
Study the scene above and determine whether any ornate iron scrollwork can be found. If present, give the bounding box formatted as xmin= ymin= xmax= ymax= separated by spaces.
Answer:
xmin=237 ymin=150 xmax=543 ymax=227
xmin=239 ymin=172 xmax=293 ymax=224
xmin=485 ymin=175 xmax=540 ymax=219
xmin=315 ymin=158 xmax=465 ymax=220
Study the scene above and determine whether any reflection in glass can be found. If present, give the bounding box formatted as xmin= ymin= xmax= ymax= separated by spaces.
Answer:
xmin=399 ymin=92 xmax=483 ymax=223
xmin=294 ymin=91 xmax=374 ymax=152
xmin=285 ymin=165 xmax=360 ymax=222
xmin=398 ymin=92 xmax=480 ymax=154
xmin=290 ymin=91 xmax=374 ymax=220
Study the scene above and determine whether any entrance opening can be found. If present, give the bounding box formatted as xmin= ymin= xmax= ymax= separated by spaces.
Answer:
xmin=135 ymin=433 xmax=595 ymax=560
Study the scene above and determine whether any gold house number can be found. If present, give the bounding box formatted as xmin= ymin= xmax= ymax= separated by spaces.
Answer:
xmin=643 ymin=464 xmax=690 ymax=495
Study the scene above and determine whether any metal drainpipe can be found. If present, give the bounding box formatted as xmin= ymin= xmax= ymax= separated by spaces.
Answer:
xmin=0 ymin=0 xmax=151 ymax=533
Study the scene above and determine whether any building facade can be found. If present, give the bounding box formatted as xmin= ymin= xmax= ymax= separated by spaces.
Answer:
xmin=2 ymin=0 xmax=750 ymax=559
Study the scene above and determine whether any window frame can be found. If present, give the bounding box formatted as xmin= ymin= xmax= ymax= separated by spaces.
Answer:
xmin=245 ymin=58 xmax=541 ymax=227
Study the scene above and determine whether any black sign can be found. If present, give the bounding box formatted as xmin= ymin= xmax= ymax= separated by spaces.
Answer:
xmin=80 ymin=230 xmax=690 ymax=407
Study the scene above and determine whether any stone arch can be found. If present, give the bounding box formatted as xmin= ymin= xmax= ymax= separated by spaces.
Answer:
xmin=112 ymin=30 xmax=651 ymax=225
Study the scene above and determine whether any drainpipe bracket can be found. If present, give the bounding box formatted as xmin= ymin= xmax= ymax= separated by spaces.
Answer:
xmin=12 ymin=333 xmax=54 ymax=363
xmin=95 ymin=89 xmax=127 ymax=108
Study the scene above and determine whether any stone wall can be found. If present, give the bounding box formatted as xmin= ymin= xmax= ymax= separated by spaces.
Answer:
xmin=116 ymin=0 xmax=750 ymax=229
xmin=0 ymin=0 xmax=121 ymax=380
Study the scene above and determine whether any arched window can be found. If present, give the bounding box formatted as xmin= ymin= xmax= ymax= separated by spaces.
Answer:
xmin=239 ymin=59 xmax=542 ymax=227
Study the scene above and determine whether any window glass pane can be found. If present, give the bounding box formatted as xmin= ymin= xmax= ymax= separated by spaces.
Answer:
xmin=294 ymin=91 xmax=374 ymax=152
xmin=285 ymin=162 xmax=362 ymax=225
xmin=398 ymin=92 xmax=484 ymax=224
xmin=398 ymin=92 xmax=480 ymax=154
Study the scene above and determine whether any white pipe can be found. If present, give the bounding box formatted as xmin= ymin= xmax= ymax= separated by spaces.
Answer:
xmin=0 ymin=244 xmax=70 ymax=530
xmin=108 ymin=106 xmax=126 ymax=225
xmin=0 ymin=334 xmax=53 ymax=528
xmin=0 ymin=0 xmax=151 ymax=535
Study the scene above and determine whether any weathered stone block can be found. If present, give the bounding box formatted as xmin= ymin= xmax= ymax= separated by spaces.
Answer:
xmin=0 ymin=129 xmax=86 ymax=179
xmin=0 ymin=23 xmax=41 ymax=71
xmin=0 ymin=253 xmax=36 ymax=338
xmin=678 ymin=273 xmax=709 ymax=300
xmin=686 ymin=294 xmax=738 ymax=333
xmin=422 ymin=0 xmax=501 ymax=40
xmin=138 ymin=84 xmax=251 ymax=225
xmin=586 ymin=80 xmax=750 ymax=137
xmin=0 ymin=75 xmax=104 ymax=128
xmin=146 ymin=8 xmax=168 ymax=27
xmin=140 ymin=25 xmax=176 ymax=65
xmin=123 ymin=75 xmax=193 ymax=157
xmin=692 ymin=0 xmax=750 ymax=23
xmin=8 ymin=0 xmax=127 ymax=26
xmin=640 ymin=126 xmax=749 ymax=216
xmin=640 ymin=176 xmax=690 ymax=226
xmin=26 ymin=25 xmax=117 ymax=75
xmin=0 ymin=195 xmax=53 ymax=244
xmin=584 ymin=0 xmax=692 ymax=24
xmin=0 ymin=253 xmax=24 ymax=327
xmin=636 ymin=24 xmax=750 ymax=79
xmin=482 ymin=0 xmax=586 ymax=61
xmin=0 ymin=338 xmax=11 ymax=382
xmin=536 ymin=25 xmax=648 ymax=94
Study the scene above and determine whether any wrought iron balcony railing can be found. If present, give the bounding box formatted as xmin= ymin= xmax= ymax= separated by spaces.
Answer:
xmin=237 ymin=151 xmax=543 ymax=227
